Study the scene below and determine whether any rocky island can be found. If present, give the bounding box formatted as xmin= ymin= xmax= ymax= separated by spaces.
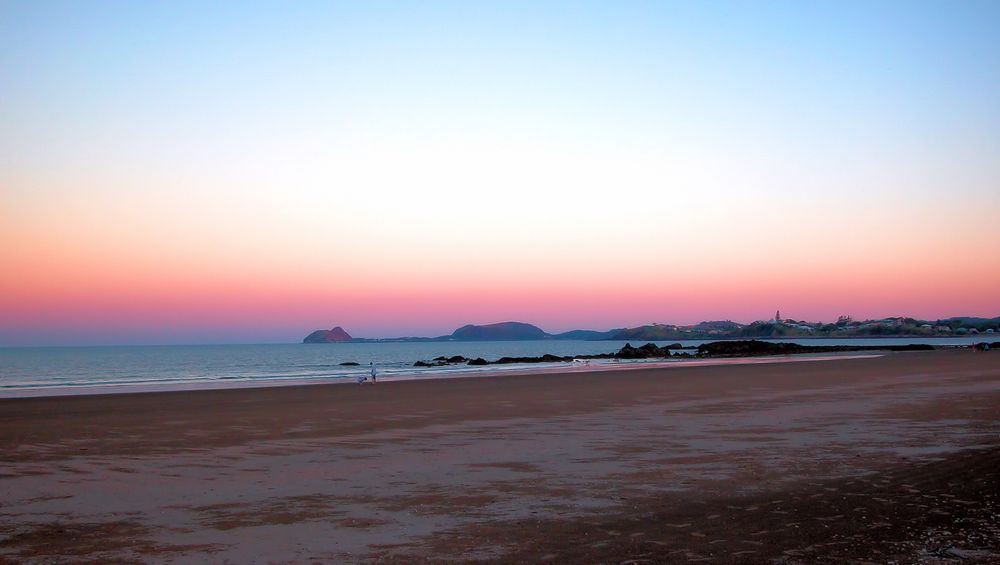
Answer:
xmin=302 ymin=326 xmax=352 ymax=343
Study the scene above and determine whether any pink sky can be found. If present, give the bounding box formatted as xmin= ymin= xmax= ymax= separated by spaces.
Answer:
xmin=2 ymin=213 xmax=998 ymax=344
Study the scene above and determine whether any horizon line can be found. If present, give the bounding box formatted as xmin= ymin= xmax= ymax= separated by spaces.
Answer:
xmin=4 ymin=313 xmax=998 ymax=349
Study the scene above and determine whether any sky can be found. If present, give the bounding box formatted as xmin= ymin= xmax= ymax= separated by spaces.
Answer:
xmin=1 ymin=1 xmax=999 ymax=346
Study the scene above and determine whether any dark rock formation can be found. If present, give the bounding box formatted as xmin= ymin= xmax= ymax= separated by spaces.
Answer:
xmin=697 ymin=340 xmax=934 ymax=357
xmin=415 ymin=339 xmax=942 ymax=371
xmin=415 ymin=355 xmax=470 ymax=367
xmin=303 ymin=326 xmax=353 ymax=343
xmin=494 ymin=354 xmax=572 ymax=364
xmin=614 ymin=342 xmax=671 ymax=359
xmin=433 ymin=355 xmax=468 ymax=363
xmin=339 ymin=362 xmax=360 ymax=366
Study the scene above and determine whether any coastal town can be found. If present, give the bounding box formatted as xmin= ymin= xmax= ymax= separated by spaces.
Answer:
xmin=612 ymin=312 xmax=1000 ymax=340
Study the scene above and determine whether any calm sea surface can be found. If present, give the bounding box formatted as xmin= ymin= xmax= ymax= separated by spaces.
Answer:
xmin=0 ymin=337 xmax=991 ymax=397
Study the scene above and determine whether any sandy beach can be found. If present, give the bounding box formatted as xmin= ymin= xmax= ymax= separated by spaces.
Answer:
xmin=1 ymin=349 xmax=998 ymax=563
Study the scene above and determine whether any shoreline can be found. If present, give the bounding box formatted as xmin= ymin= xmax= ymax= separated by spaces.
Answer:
xmin=0 ymin=352 xmax=885 ymax=399
xmin=3 ymin=338 xmax=989 ymax=400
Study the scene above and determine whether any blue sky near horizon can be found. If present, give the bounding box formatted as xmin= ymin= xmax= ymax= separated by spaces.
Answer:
xmin=5 ymin=0 xmax=998 ymax=169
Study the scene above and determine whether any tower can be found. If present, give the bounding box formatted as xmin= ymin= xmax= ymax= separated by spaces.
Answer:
xmin=775 ymin=310 xmax=781 ymax=323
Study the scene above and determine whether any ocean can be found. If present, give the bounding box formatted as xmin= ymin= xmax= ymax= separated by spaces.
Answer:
xmin=0 ymin=336 xmax=991 ymax=397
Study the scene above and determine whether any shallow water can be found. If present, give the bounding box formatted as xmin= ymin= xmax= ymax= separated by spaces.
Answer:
xmin=0 ymin=336 xmax=989 ymax=396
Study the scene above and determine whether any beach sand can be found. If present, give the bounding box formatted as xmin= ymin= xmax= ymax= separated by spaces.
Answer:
xmin=1 ymin=350 xmax=998 ymax=563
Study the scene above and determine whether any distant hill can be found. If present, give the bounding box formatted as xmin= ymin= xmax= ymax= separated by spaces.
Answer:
xmin=941 ymin=316 xmax=1000 ymax=327
xmin=305 ymin=323 xmax=620 ymax=343
xmin=449 ymin=322 xmax=547 ymax=341
xmin=692 ymin=320 xmax=744 ymax=332
xmin=551 ymin=329 xmax=620 ymax=340
xmin=609 ymin=324 xmax=693 ymax=340
xmin=303 ymin=326 xmax=353 ymax=343
xmin=303 ymin=316 xmax=1000 ymax=343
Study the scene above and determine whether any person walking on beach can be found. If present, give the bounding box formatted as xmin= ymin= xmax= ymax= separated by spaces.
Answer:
xmin=370 ymin=361 xmax=378 ymax=384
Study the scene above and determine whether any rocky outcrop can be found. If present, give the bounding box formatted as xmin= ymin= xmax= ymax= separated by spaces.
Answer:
xmin=415 ymin=339 xmax=940 ymax=369
xmin=614 ymin=342 xmax=672 ymax=359
xmin=414 ymin=356 xmax=469 ymax=367
xmin=696 ymin=340 xmax=934 ymax=356
xmin=303 ymin=326 xmax=353 ymax=343
xmin=435 ymin=355 xmax=469 ymax=363
xmin=494 ymin=354 xmax=572 ymax=364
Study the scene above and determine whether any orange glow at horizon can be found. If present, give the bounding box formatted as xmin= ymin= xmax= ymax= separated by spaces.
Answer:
xmin=4 ymin=203 xmax=999 ymax=344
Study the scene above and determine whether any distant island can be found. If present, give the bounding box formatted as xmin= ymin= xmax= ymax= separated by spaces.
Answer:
xmin=304 ymin=321 xmax=555 ymax=343
xmin=303 ymin=315 xmax=1000 ymax=343
xmin=302 ymin=326 xmax=353 ymax=343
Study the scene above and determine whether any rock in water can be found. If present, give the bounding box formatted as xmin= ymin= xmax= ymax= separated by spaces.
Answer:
xmin=615 ymin=342 xmax=670 ymax=359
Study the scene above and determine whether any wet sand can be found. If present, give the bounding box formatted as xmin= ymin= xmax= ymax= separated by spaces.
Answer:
xmin=1 ymin=350 xmax=998 ymax=563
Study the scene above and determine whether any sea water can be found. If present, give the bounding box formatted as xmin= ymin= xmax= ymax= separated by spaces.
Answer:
xmin=0 ymin=336 xmax=990 ymax=397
